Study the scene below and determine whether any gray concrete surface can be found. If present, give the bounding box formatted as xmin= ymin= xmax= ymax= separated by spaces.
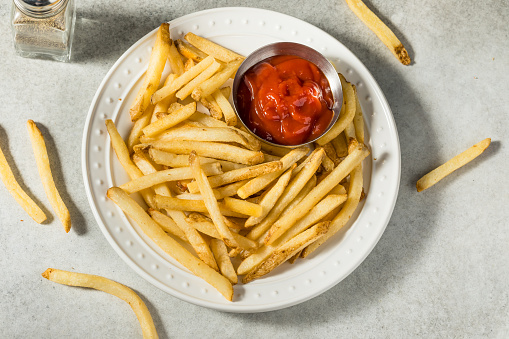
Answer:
xmin=1 ymin=1 xmax=508 ymax=337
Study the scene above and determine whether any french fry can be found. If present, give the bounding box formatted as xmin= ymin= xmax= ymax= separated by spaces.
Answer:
xmin=245 ymin=149 xmax=323 ymax=242
xmin=184 ymin=32 xmax=244 ymax=63
xmin=184 ymin=58 xmax=195 ymax=72
xmin=244 ymin=165 xmax=294 ymax=227
xmin=128 ymin=105 xmax=154 ymax=153
xmin=27 ymin=120 xmax=70 ymax=232
xmin=188 ymin=112 xmax=261 ymax=150
xmin=242 ymin=222 xmax=329 ymax=283
xmin=106 ymin=187 xmax=233 ymax=300
xmin=265 ymin=141 xmax=369 ymax=245
xmin=167 ymin=41 xmax=185 ymax=76
xmin=210 ymin=239 xmax=238 ymax=284
xmin=321 ymin=152 xmax=335 ymax=172
xmin=149 ymin=140 xmax=263 ymax=165
xmin=177 ymin=180 xmax=249 ymax=201
xmin=237 ymin=146 xmax=308 ymax=199
xmin=352 ymin=85 xmax=365 ymax=144
xmin=212 ymin=89 xmax=237 ymax=126
xmin=151 ymin=126 xmax=255 ymax=150
xmin=302 ymin=164 xmax=364 ymax=257
xmin=189 ymin=152 xmax=238 ymax=248
xmin=143 ymin=102 xmax=197 ymax=137
xmin=119 ymin=162 xmax=222 ymax=194
xmin=151 ymin=73 xmax=178 ymax=123
xmin=176 ymin=39 xmax=208 ymax=62
xmin=322 ymin=142 xmax=340 ymax=166
xmin=132 ymin=151 xmax=173 ymax=199
xmin=200 ymin=95 xmax=223 ymax=120
xmin=176 ymin=60 xmax=221 ymax=100
xmin=148 ymin=149 xmax=246 ymax=171
xmin=223 ymin=197 xmax=262 ymax=217
xmin=316 ymin=74 xmax=356 ymax=145
xmin=192 ymin=59 xmax=242 ymax=101
xmin=184 ymin=214 xmax=257 ymax=249
xmin=129 ymin=23 xmax=171 ymax=121
xmin=345 ymin=0 xmax=411 ymax=65
xmin=105 ymin=120 xmax=156 ymax=209
xmin=260 ymin=143 xmax=292 ymax=157
xmin=154 ymin=195 xmax=246 ymax=218
xmin=42 ymin=268 xmax=158 ymax=339
xmin=0 ymin=143 xmax=47 ymax=223
xmin=187 ymin=161 xmax=283 ymax=193
xmin=416 ymin=138 xmax=491 ymax=192
xmin=148 ymin=209 xmax=187 ymax=242
xmin=238 ymin=195 xmax=343 ymax=275
xmin=220 ymin=87 xmax=231 ymax=99
xmin=331 ymin=132 xmax=348 ymax=157
xmin=151 ymin=56 xmax=215 ymax=104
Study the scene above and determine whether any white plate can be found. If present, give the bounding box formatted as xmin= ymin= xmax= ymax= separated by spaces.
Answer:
xmin=82 ymin=7 xmax=400 ymax=313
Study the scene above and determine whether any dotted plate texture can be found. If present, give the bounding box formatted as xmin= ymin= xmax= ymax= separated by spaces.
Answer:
xmin=82 ymin=7 xmax=400 ymax=313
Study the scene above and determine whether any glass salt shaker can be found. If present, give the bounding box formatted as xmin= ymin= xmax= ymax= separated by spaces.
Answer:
xmin=11 ymin=0 xmax=76 ymax=62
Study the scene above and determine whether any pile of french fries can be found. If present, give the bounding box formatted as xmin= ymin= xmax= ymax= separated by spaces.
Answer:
xmin=106 ymin=23 xmax=370 ymax=301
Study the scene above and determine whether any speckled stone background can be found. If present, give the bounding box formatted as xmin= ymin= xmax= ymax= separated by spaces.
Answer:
xmin=1 ymin=1 xmax=508 ymax=338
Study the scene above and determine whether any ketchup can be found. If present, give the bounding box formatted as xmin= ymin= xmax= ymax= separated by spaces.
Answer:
xmin=237 ymin=55 xmax=334 ymax=145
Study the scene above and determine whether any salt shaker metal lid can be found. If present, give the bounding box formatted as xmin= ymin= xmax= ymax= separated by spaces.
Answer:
xmin=14 ymin=0 xmax=69 ymax=18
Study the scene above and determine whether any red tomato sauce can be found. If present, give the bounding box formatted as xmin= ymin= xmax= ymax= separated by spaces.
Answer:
xmin=237 ymin=55 xmax=334 ymax=145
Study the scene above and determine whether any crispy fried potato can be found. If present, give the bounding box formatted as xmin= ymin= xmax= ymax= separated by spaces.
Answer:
xmin=189 ymin=152 xmax=239 ymax=248
xmin=192 ymin=59 xmax=242 ymax=101
xmin=416 ymin=138 xmax=491 ymax=192
xmin=42 ymin=268 xmax=158 ymax=339
xmin=212 ymin=89 xmax=237 ymax=126
xmin=184 ymin=32 xmax=244 ymax=62
xmin=223 ymin=197 xmax=262 ymax=217
xmin=107 ymin=187 xmax=233 ymax=300
xmin=148 ymin=208 xmax=187 ymax=242
xmin=143 ymin=102 xmax=197 ymax=137
xmin=167 ymin=41 xmax=185 ymax=76
xmin=210 ymin=239 xmax=238 ymax=284
xmin=130 ymin=23 xmax=171 ymax=121
xmin=187 ymin=161 xmax=282 ymax=193
xmin=176 ymin=39 xmax=208 ymax=62
xmin=0 ymin=143 xmax=47 ymax=223
xmin=27 ymin=120 xmax=70 ymax=232
xmin=331 ymin=132 xmax=348 ymax=158
xmin=176 ymin=60 xmax=221 ymax=100
xmin=316 ymin=74 xmax=356 ymax=145
xmin=345 ymin=0 xmax=411 ymax=65
xmin=148 ymin=149 xmax=246 ymax=171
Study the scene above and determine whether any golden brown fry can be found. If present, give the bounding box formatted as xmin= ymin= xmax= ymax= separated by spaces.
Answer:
xmin=148 ymin=149 xmax=246 ymax=171
xmin=416 ymin=138 xmax=491 ymax=192
xmin=264 ymin=141 xmax=369 ymax=245
xmin=27 ymin=120 xmax=70 ymax=232
xmin=176 ymin=60 xmax=221 ymax=100
xmin=119 ymin=162 xmax=222 ymax=194
xmin=151 ymin=56 xmax=215 ymax=104
xmin=184 ymin=58 xmax=195 ymax=72
xmin=210 ymin=239 xmax=238 ymax=284
xmin=128 ymin=105 xmax=154 ymax=153
xmin=130 ymin=23 xmax=171 ymax=121
xmin=331 ymin=132 xmax=348 ymax=158
xmin=345 ymin=0 xmax=411 ymax=65
xmin=187 ymin=161 xmax=282 ymax=193
xmin=149 ymin=140 xmax=263 ymax=165
xmin=352 ymin=85 xmax=365 ymax=144
xmin=192 ymin=59 xmax=243 ymax=101
xmin=0 ymin=143 xmax=47 ymax=223
xmin=154 ymin=195 xmax=246 ymax=218
xmin=189 ymin=152 xmax=239 ymax=248
xmin=212 ymin=89 xmax=237 ymax=126
xmin=200 ymin=95 xmax=223 ymax=120
xmin=42 ymin=268 xmax=158 ymax=339
xmin=148 ymin=209 xmax=187 ymax=242
xmin=237 ymin=147 xmax=308 ymax=199
xmin=176 ymin=39 xmax=208 ymax=62
xmin=321 ymin=152 xmax=335 ymax=172
xmin=322 ymin=142 xmax=340 ymax=166
xmin=316 ymin=75 xmax=356 ymax=145
xmin=143 ymin=102 xmax=197 ymax=137
xmin=151 ymin=73 xmax=178 ymax=123
xmin=106 ymin=187 xmax=233 ymax=300
xmin=243 ymin=222 xmax=329 ymax=283
xmin=184 ymin=32 xmax=244 ymax=62
xmin=223 ymin=197 xmax=262 ymax=217
xmin=244 ymin=165 xmax=294 ymax=227
xmin=220 ymin=87 xmax=231 ymax=99
xmin=167 ymin=41 xmax=185 ymax=76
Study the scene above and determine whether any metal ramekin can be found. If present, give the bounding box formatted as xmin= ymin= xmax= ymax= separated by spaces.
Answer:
xmin=232 ymin=42 xmax=343 ymax=148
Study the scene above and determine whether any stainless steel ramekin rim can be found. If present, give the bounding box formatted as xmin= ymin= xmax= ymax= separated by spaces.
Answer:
xmin=232 ymin=41 xmax=343 ymax=149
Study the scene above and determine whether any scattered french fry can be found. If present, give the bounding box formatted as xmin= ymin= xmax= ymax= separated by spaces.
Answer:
xmin=416 ymin=138 xmax=491 ymax=192
xmin=27 ymin=120 xmax=70 ymax=232
xmin=0 ymin=143 xmax=47 ymax=223
xmin=210 ymin=239 xmax=238 ymax=284
xmin=42 ymin=268 xmax=158 ymax=339
xmin=345 ymin=0 xmax=411 ymax=65
xmin=223 ymin=197 xmax=262 ymax=217
xmin=184 ymin=32 xmax=244 ymax=62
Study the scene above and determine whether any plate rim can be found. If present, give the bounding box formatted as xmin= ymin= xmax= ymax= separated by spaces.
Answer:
xmin=82 ymin=6 xmax=401 ymax=313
